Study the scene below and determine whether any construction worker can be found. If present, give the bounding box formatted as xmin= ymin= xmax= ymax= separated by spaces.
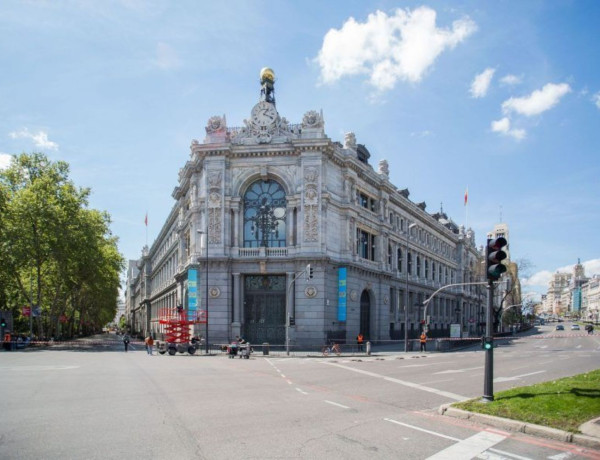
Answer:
xmin=357 ymin=333 xmax=364 ymax=352
xmin=420 ymin=331 xmax=427 ymax=352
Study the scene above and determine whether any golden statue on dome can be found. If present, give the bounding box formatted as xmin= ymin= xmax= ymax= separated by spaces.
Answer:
xmin=260 ymin=67 xmax=276 ymax=104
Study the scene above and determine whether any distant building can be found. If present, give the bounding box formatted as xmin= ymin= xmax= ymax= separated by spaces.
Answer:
xmin=125 ymin=69 xmax=484 ymax=345
xmin=542 ymin=259 xmax=598 ymax=320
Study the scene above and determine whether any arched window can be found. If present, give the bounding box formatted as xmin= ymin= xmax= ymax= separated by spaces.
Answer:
xmin=243 ymin=180 xmax=287 ymax=248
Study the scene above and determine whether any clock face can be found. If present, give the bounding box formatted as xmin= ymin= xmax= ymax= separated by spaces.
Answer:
xmin=251 ymin=102 xmax=277 ymax=127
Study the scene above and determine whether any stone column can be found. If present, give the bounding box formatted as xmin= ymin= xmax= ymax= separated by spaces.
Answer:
xmin=233 ymin=207 xmax=240 ymax=248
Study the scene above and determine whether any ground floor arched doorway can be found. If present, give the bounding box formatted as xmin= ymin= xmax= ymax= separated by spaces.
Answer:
xmin=243 ymin=275 xmax=286 ymax=344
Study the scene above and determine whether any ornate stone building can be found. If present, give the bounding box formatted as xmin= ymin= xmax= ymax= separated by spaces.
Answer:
xmin=125 ymin=69 xmax=483 ymax=346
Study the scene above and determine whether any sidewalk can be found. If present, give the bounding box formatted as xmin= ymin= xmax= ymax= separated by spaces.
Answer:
xmin=439 ymin=404 xmax=600 ymax=450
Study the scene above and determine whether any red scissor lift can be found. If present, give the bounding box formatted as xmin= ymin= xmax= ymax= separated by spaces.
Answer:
xmin=158 ymin=307 xmax=207 ymax=355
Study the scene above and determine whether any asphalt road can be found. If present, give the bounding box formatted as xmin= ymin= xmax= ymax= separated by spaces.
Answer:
xmin=1 ymin=324 xmax=599 ymax=460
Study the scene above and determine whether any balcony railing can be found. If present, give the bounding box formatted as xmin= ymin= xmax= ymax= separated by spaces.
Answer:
xmin=237 ymin=247 xmax=289 ymax=258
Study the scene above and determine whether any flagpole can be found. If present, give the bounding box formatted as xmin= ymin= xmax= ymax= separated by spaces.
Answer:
xmin=464 ymin=187 xmax=469 ymax=229
xmin=145 ymin=212 xmax=148 ymax=246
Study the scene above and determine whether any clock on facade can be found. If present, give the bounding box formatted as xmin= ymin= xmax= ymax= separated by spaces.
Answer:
xmin=251 ymin=101 xmax=277 ymax=127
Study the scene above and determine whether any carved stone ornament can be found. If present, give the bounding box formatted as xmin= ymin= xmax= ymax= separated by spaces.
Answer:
xmin=305 ymin=286 xmax=318 ymax=298
xmin=206 ymin=116 xmax=225 ymax=134
xmin=207 ymin=171 xmax=223 ymax=244
xmin=344 ymin=132 xmax=357 ymax=150
xmin=378 ymin=159 xmax=389 ymax=177
xmin=209 ymin=287 xmax=221 ymax=298
xmin=383 ymin=295 xmax=389 ymax=305
xmin=302 ymin=110 xmax=324 ymax=129
xmin=303 ymin=166 xmax=320 ymax=243
xmin=350 ymin=290 xmax=358 ymax=302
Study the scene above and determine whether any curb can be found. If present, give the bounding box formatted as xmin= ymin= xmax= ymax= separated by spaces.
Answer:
xmin=439 ymin=404 xmax=600 ymax=450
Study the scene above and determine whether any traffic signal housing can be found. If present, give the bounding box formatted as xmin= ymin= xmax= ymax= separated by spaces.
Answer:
xmin=486 ymin=237 xmax=508 ymax=281
xmin=306 ymin=264 xmax=314 ymax=279
xmin=0 ymin=318 xmax=6 ymax=328
xmin=481 ymin=336 xmax=494 ymax=350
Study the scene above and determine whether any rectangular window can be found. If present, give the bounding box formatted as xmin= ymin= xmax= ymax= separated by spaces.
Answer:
xmin=356 ymin=228 xmax=376 ymax=261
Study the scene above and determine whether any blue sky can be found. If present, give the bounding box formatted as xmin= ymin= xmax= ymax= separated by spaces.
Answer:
xmin=1 ymin=0 xmax=599 ymax=297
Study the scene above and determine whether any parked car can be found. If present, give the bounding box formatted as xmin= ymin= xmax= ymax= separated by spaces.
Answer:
xmin=571 ymin=324 xmax=580 ymax=331
xmin=556 ymin=324 xmax=564 ymax=331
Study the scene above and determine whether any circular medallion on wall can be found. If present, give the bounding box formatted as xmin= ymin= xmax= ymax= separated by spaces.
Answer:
xmin=305 ymin=286 xmax=318 ymax=298
xmin=209 ymin=287 xmax=220 ymax=298
xmin=384 ymin=295 xmax=389 ymax=305
xmin=350 ymin=290 xmax=358 ymax=301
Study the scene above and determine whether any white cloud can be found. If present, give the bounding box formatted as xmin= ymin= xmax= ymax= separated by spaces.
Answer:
xmin=315 ymin=7 xmax=477 ymax=91
xmin=9 ymin=128 xmax=59 ymax=150
xmin=521 ymin=270 xmax=553 ymax=288
xmin=523 ymin=258 xmax=600 ymax=289
xmin=593 ymin=91 xmax=600 ymax=109
xmin=502 ymin=82 xmax=571 ymax=117
xmin=154 ymin=42 xmax=181 ymax=70
xmin=490 ymin=117 xmax=526 ymax=140
xmin=0 ymin=153 xmax=12 ymax=169
xmin=500 ymin=74 xmax=522 ymax=86
xmin=470 ymin=67 xmax=495 ymax=98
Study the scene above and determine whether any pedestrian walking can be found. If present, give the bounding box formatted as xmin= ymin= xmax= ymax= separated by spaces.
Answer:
xmin=419 ymin=331 xmax=427 ymax=352
xmin=123 ymin=333 xmax=130 ymax=352
xmin=145 ymin=335 xmax=154 ymax=355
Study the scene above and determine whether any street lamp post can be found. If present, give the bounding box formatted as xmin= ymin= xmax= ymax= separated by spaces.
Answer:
xmin=197 ymin=229 xmax=209 ymax=354
xmin=404 ymin=222 xmax=416 ymax=352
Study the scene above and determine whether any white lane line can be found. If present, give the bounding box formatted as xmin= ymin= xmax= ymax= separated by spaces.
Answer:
xmin=434 ymin=366 xmax=484 ymax=375
xmin=324 ymin=400 xmax=350 ymax=410
xmin=426 ymin=430 xmax=507 ymax=460
xmin=494 ymin=370 xmax=546 ymax=383
xmin=295 ymin=388 xmax=308 ymax=395
xmin=384 ymin=418 xmax=459 ymax=441
xmin=548 ymin=452 xmax=574 ymax=459
xmin=576 ymin=345 xmax=582 ymax=349
xmin=286 ymin=379 xmax=293 ymax=385
xmin=323 ymin=361 xmax=468 ymax=401
xmin=418 ymin=379 xmax=454 ymax=385
xmin=0 ymin=365 xmax=80 ymax=371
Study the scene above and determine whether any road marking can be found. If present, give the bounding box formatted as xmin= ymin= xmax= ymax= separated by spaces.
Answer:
xmin=548 ymin=452 xmax=574 ymax=459
xmin=494 ymin=370 xmax=546 ymax=383
xmin=434 ymin=366 xmax=483 ymax=375
xmin=323 ymin=362 xmax=468 ymax=401
xmin=295 ymin=388 xmax=308 ymax=395
xmin=487 ymin=448 xmax=534 ymax=460
xmin=324 ymin=400 xmax=350 ymax=410
xmin=576 ymin=345 xmax=582 ymax=349
xmin=0 ymin=365 xmax=79 ymax=371
xmin=384 ymin=418 xmax=459 ymax=441
xmin=419 ymin=379 xmax=454 ymax=385
xmin=426 ymin=430 xmax=507 ymax=460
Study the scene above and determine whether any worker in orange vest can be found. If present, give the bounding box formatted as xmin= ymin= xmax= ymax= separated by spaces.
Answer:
xmin=419 ymin=331 xmax=427 ymax=352
xmin=357 ymin=333 xmax=364 ymax=352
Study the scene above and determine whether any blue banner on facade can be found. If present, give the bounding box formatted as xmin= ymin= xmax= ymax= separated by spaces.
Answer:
xmin=188 ymin=268 xmax=198 ymax=314
xmin=338 ymin=267 xmax=347 ymax=322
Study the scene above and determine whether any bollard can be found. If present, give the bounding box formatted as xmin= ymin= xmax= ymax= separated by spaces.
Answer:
xmin=366 ymin=341 xmax=371 ymax=355
xmin=262 ymin=342 xmax=269 ymax=355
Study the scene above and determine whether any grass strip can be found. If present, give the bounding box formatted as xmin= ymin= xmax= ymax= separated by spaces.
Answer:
xmin=454 ymin=369 xmax=600 ymax=433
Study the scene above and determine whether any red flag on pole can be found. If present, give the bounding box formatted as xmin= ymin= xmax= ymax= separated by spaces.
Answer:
xmin=464 ymin=188 xmax=468 ymax=206
xmin=145 ymin=213 xmax=148 ymax=226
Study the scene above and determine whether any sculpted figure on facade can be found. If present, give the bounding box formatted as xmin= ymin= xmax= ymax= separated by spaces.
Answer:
xmin=378 ymin=159 xmax=389 ymax=178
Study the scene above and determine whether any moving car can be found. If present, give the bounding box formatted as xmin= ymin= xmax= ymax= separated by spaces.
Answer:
xmin=556 ymin=324 xmax=564 ymax=331
xmin=571 ymin=324 xmax=580 ymax=331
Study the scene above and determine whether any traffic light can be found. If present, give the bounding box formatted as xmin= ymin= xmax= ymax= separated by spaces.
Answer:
xmin=0 ymin=318 xmax=5 ymax=328
xmin=306 ymin=264 xmax=314 ymax=279
xmin=486 ymin=237 xmax=507 ymax=281
xmin=481 ymin=336 xmax=494 ymax=350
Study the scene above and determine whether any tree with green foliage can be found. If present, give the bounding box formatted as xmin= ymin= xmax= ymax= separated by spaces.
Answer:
xmin=0 ymin=153 xmax=124 ymax=338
